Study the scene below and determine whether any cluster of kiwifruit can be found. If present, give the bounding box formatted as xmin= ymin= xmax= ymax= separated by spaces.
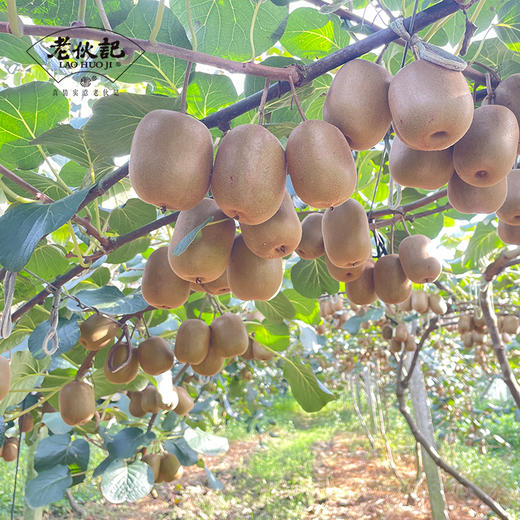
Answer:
xmin=458 ymin=312 xmax=518 ymax=348
xmin=398 ymin=290 xmax=448 ymax=316
xmin=128 ymin=385 xmax=194 ymax=418
xmin=142 ymin=452 xmax=183 ymax=484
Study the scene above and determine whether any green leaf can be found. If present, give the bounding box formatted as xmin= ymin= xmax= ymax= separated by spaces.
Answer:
xmin=280 ymin=8 xmax=349 ymax=61
xmin=0 ymin=14 xmax=37 ymax=64
xmin=163 ymin=437 xmax=199 ymax=466
xmin=205 ymin=467 xmax=224 ymax=490
xmin=186 ymin=72 xmax=238 ymax=119
xmin=291 ymin=257 xmax=339 ymax=298
xmin=251 ymin=323 xmax=290 ymax=351
xmin=66 ymin=286 xmax=148 ymax=315
xmin=115 ymin=0 xmax=190 ymax=93
xmin=464 ymin=221 xmax=503 ymax=270
xmin=92 ymin=370 xmax=149 ymax=399
xmin=244 ymin=56 xmax=300 ymax=97
xmin=106 ymin=428 xmax=156 ymax=459
xmin=282 ymin=359 xmax=335 ymax=412
xmin=34 ymin=434 xmax=89 ymax=473
xmin=28 ymin=317 xmax=80 ymax=359
xmin=108 ymin=199 xmax=157 ymax=235
xmin=25 ymin=244 xmax=70 ymax=280
xmin=255 ymin=292 xmax=295 ymax=321
xmin=410 ymin=211 xmax=444 ymax=239
xmin=106 ymin=237 xmax=150 ymax=264
xmin=2 ymin=169 xmax=69 ymax=202
xmin=496 ymin=0 xmax=520 ymax=52
xmin=283 ymin=289 xmax=317 ymax=317
xmin=184 ymin=427 xmax=229 ymax=456
xmin=101 ymin=460 xmax=154 ymax=504
xmin=25 ymin=465 xmax=72 ymax=508
xmin=172 ymin=216 xmax=214 ymax=256
xmin=0 ymin=187 xmax=89 ymax=272
xmin=171 ymin=0 xmax=288 ymax=61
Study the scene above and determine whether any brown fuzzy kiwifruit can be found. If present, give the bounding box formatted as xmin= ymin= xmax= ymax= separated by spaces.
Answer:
xmin=174 ymin=319 xmax=210 ymax=365
xmin=323 ymin=59 xmax=392 ymax=150
xmin=59 ymin=380 xmax=96 ymax=426
xmin=173 ymin=386 xmax=194 ymax=416
xmin=252 ymin=340 xmax=275 ymax=361
xmin=296 ymin=214 xmax=324 ymax=260
xmin=228 ymin=235 xmax=283 ymax=301
xmin=405 ymin=336 xmax=416 ymax=352
xmin=286 ymin=120 xmax=357 ymax=208
xmin=0 ymin=356 xmax=10 ymax=401
xmin=502 ymin=315 xmax=519 ymax=335
xmin=79 ymin=314 xmax=119 ymax=351
xmin=345 ymin=259 xmax=377 ymax=305
xmin=325 ymin=255 xmax=366 ymax=283
xmin=241 ymin=191 xmax=302 ymax=258
xmin=140 ymin=386 xmax=163 ymax=414
xmin=143 ymin=453 xmax=161 ymax=483
xmin=129 ymin=110 xmax=213 ymax=211
xmin=2 ymin=438 xmax=18 ymax=462
xmin=447 ymin=172 xmax=507 ymax=214
xmin=19 ymin=413 xmax=34 ymax=433
xmin=104 ymin=342 xmax=139 ymax=384
xmin=374 ymin=254 xmax=411 ymax=304
xmin=389 ymin=135 xmax=453 ymax=190
xmin=168 ymin=198 xmax=235 ymax=284
xmin=323 ymin=199 xmax=371 ymax=268
xmin=389 ymin=339 xmax=403 ymax=353
xmin=211 ymin=124 xmax=286 ymax=225
xmin=458 ymin=315 xmax=473 ymax=334
xmin=399 ymin=294 xmax=412 ymax=312
xmin=394 ymin=323 xmax=408 ymax=343
xmin=381 ymin=324 xmax=393 ymax=340
xmin=191 ymin=269 xmax=230 ymax=295
xmin=497 ymin=170 xmax=520 ymax=226
xmin=498 ymin=219 xmax=520 ymax=245
xmin=210 ymin=313 xmax=248 ymax=358
xmin=429 ymin=294 xmax=447 ymax=315
xmin=462 ymin=331 xmax=474 ymax=348
xmin=398 ymin=235 xmax=442 ymax=284
xmin=142 ymin=247 xmax=190 ymax=309
xmin=158 ymin=453 xmax=183 ymax=482
xmin=411 ymin=290 xmax=430 ymax=314
xmin=138 ymin=336 xmax=174 ymax=376
xmin=128 ymin=391 xmax=146 ymax=418
xmin=490 ymin=74 xmax=520 ymax=152
xmin=191 ymin=346 xmax=225 ymax=377
xmin=388 ymin=59 xmax=473 ymax=151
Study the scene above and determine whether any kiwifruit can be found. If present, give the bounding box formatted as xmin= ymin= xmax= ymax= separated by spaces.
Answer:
xmin=191 ymin=345 xmax=225 ymax=376
xmin=241 ymin=191 xmax=302 ymax=258
xmin=210 ymin=313 xmax=248 ymax=357
xmin=473 ymin=312 xmax=486 ymax=331
xmin=447 ymin=172 xmax=507 ymax=214
xmin=168 ymin=198 xmax=236 ymax=283
xmin=296 ymin=214 xmax=324 ymax=260
xmin=388 ymin=60 xmax=473 ymax=151
xmin=462 ymin=331 xmax=474 ymax=348
xmin=374 ymin=254 xmax=411 ymax=304
xmin=497 ymin=170 xmax=520 ymax=225
xmin=2 ymin=438 xmax=18 ymax=462
xmin=498 ymin=219 xmax=520 ymax=245
xmin=389 ymin=135 xmax=453 ymax=190
xmin=345 ymin=259 xmax=377 ymax=305
xmin=323 ymin=59 xmax=392 ymax=150
xmin=398 ymin=235 xmax=441 ymax=284
xmin=128 ymin=391 xmax=146 ymax=418
xmin=191 ymin=269 xmax=231 ymax=295
xmin=138 ymin=336 xmax=174 ymax=376
xmin=325 ymin=255 xmax=366 ymax=283
xmin=472 ymin=331 xmax=485 ymax=345
xmin=458 ymin=315 xmax=473 ymax=334
xmin=322 ymin=199 xmax=371 ymax=268
xmin=158 ymin=453 xmax=183 ymax=482
xmin=79 ymin=314 xmax=119 ymax=351
xmin=143 ymin=453 xmax=161 ymax=483
xmin=59 ymin=380 xmax=96 ymax=426
xmin=429 ymin=294 xmax=447 ymax=315
xmin=331 ymin=294 xmax=344 ymax=312
xmin=129 ymin=110 xmax=213 ymax=210
xmin=242 ymin=338 xmax=255 ymax=360
xmin=503 ymin=315 xmax=519 ymax=335
xmin=394 ymin=323 xmax=408 ymax=342
xmin=140 ymin=386 xmax=163 ymax=414
xmin=399 ymin=294 xmax=412 ymax=312
xmin=453 ymin=105 xmax=519 ymax=187
xmin=389 ymin=339 xmax=403 ymax=353
xmin=319 ymin=298 xmax=333 ymax=318
xmin=0 ymin=356 xmax=10 ymax=401
xmin=19 ymin=413 xmax=34 ymax=433
xmin=104 ymin=342 xmax=139 ymax=384
xmin=411 ymin=290 xmax=429 ymax=314
xmin=42 ymin=401 xmax=57 ymax=414
xmin=502 ymin=332 xmax=512 ymax=344
xmin=381 ymin=324 xmax=393 ymax=340
xmin=252 ymin=340 xmax=275 ymax=361
xmin=286 ymin=120 xmax=357 ymax=208
xmin=174 ymin=319 xmax=210 ymax=365
xmin=490 ymin=73 xmax=520 ymax=152
xmin=173 ymin=386 xmax=194 ymax=416
xmin=404 ymin=336 xmax=416 ymax=352
xmin=211 ymin=124 xmax=286 ymax=225
xmin=142 ymin=247 xmax=191 ymax=309
xmin=227 ymin=235 xmax=283 ymax=301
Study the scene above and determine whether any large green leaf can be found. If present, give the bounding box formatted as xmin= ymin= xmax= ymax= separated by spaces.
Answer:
xmin=0 ymin=187 xmax=89 ymax=272
xmin=291 ymin=257 xmax=339 ymax=298
xmin=28 ymin=317 xmax=80 ymax=359
xmin=25 ymin=465 xmax=72 ymax=508
xmin=184 ymin=427 xmax=229 ymax=456
xmin=255 ymin=292 xmax=296 ymax=321
xmin=496 ymin=0 xmax=520 ymax=52
xmin=34 ymin=434 xmax=89 ymax=473
xmin=25 ymin=244 xmax=70 ymax=280
xmin=171 ymin=0 xmax=288 ymax=61
xmin=108 ymin=198 xmax=157 ymax=235
xmin=65 ymin=286 xmax=148 ymax=315
xmin=282 ymin=359 xmax=335 ymax=412
xmin=0 ymin=14 xmax=37 ymax=64
xmin=466 ymin=37 xmax=520 ymax=77
xmin=106 ymin=237 xmax=151 ymax=264
xmin=464 ymin=221 xmax=503 ymax=270
xmin=101 ymin=460 xmax=154 ymax=504
xmin=186 ymin=72 xmax=238 ymax=119
xmin=2 ymin=169 xmax=69 ymax=201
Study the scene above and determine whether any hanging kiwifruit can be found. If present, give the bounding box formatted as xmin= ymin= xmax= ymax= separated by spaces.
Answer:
xmin=210 ymin=313 xmax=248 ymax=357
xmin=322 ymin=199 xmax=371 ymax=268
xmin=458 ymin=315 xmax=473 ymax=334
xmin=447 ymin=172 xmax=507 ymax=214
xmin=502 ymin=315 xmax=519 ymax=335
xmin=173 ymin=386 xmax=194 ymax=416
xmin=251 ymin=340 xmax=275 ymax=361
xmin=240 ymin=191 xmax=302 ymax=258
xmin=389 ymin=339 xmax=403 ymax=353
xmin=382 ymin=324 xmax=393 ymax=340
xmin=394 ymin=323 xmax=408 ymax=342
xmin=168 ymin=198 xmax=236 ymax=283
xmin=158 ymin=453 xmax=183 ymax=482
xmin=453 ymin=105 xmax=519 ymax=187
xmin=141 ymin=385 xmax=163 ymax=414
xmin=398 ymin=235 xmax=441 ymax=284
xmin=228 ymin=235 xmax=283 ymax=301
xmin=128 ymin=391 xmax=146 ymax=418
xmin=79 ymin=314 xmax=119 ymax=351
xmin=0 ymin=356 xmax=10 ymax=401
xmin=388 ymin=60 xmax=473 ymax=151
xmin=138 ymin=336 xmax=174 ymax=376
xmin=345 ymin=259 xmax=377 ymax=305
xmin=143 ymin=453 xmax=161 ymax=483
xmin=191 ymin=345 xmax=225 ymax=377
xmin=2 ymin=438 xmax=18 ymax=462
xmin=389 ymin=135 xmax=453 ymax=190
xmin=498 ymin=219 xmax=520 ymax=245
xmin=497 ymin=170 xmax=520 ymax=225
xmin=405 ymin=336 xmax=416 ymax=352
xmin=319 ymin=298 xmax=333 ymax=318
xmin=211 ymin=124 xmax=286 ymax=225
xmin=104 ymin=342 xmax=139 ymax=384
xmin=325 ymin=255 xmax=366 ymax=283
xmin=286 ymin=120 xmax=357 ymax=208
xmin=411 ymin=290 xmax=430 ymax=314
xmin=59 ymin=380 xmax=96 ymax=426
xmin=462 ymin=331 xmax=474 ymax=348
xmin=399 ymin=294 xmax=412 ymax=312
xmin=429 ymin=294 xmax=447 ymax=315
xmin=18 ymin=413 xmax=34 ymax=433
xmin=296 ymin=214 xmax=324 ymax=260
xmin=174 ymin=319 xmax=210 ymax=365
xmin=374 ymin=254 xmax=411 ymax=304
xmin=191 ymin=269 xmax=231 ymax=295
xmin=142 ymin=247 xmax=191 ymax=309
xmin=323 ymin=59 xmax=392 ymax=150
xmin=129 ymin=110 xmax=213 ymax=211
